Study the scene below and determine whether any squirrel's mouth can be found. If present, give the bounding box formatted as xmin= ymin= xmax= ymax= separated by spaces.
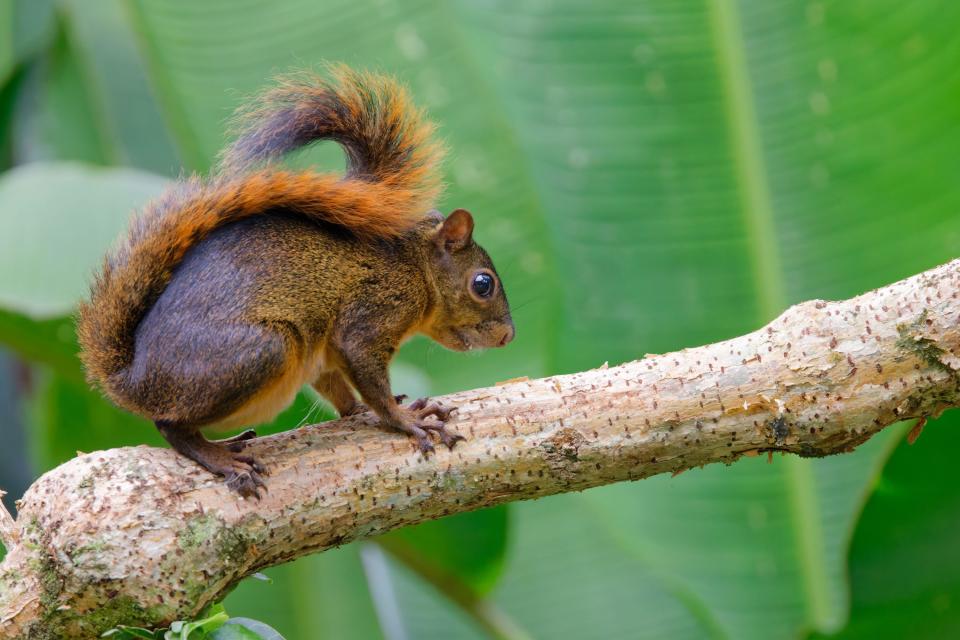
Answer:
xmin=437 ymin=322 xmax=513 ymax=352
xmin=452 ymin=329 xmax=473 ymax=351
xmin=452 ymin=324 xmax=514 ymax=351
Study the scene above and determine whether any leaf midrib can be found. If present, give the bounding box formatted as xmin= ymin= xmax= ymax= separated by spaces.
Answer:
xmin=706 ymin=0 xmax=833 ymax=631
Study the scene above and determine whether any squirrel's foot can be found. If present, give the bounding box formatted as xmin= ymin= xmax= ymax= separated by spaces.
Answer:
xmin=407 ymin=397 xmax=454 ymax=420
xmin=222 ymin=453 xmax=268 ymax=498
xmin=399 ymin=398 xmax=463 ymax=453
xmin=199 ymin=445 xmax=267 ymax=499
xmin=156 ymin=422 xmax=267 ymax=499
xmin=420 ymin=421 xmax=465 ymax=449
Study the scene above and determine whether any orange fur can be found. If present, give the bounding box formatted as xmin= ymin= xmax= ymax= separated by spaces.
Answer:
xmin=77 ymin=68 xmax=445 ymax=389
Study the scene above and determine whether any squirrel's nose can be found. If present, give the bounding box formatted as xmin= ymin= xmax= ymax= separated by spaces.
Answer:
xmin=497 ymin=322 xmax=515 ymax=347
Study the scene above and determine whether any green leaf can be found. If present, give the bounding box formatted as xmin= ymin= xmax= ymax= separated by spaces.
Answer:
xmin=0 ymin=0 xmax=55 ymax=85
xmin=210 ymin=619 xmax=286 ymax=640
xmin=0 ymin=65 xmax=27 ymax=163
xmin=165 ymin=610 xmax=228 ymax=640
xmin=223 ymin=544 xmax=383 ymax=640
xmin=0 ymin=162 xmax=168 ymax=383
xmin=101 ymin=626 xmax=163 ymax=639
xmin=451 ymin=2 xmax=960 ymax=638
xmin=0 ymin=3 xmax=13 ymax=84
xmin=53 ymin=0 xmax=181 ymax=174
xmin=0 ymin=162 xmax=168 ymax=318
xmin=207 ymin=628 xmax=259 ymax=640
xmin=818 ymin=413 xmax=960 ymax=639
xmin=537 ymin=441 xmax=895 ymax=638
xmin=0 ymin=310 xmax=81 ymax=380
xmin=23 ymin=21 xmax=114 ymax=165
xmin=486 ymin=494 xmax=723 ymax=640
xmin=378 ymin=505 xmax=508 ymax=595
xmin=26 ymin=369 xmax=162 ymax=471
xmin=373 ymin=546 xmax=526 ymax=640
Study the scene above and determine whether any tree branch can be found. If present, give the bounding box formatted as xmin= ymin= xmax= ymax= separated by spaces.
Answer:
xmin=4 ymin=259 xmax=960 ymax=638
xmin=0 ymin=491 xmax=17 ymax=551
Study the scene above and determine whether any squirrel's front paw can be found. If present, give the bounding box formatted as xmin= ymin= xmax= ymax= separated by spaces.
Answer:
xmin=402 ymin=398 xmax=464 ymax=453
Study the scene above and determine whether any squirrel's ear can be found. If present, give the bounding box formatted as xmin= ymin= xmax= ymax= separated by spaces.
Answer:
xmin=435 ymin=208 xmax=474 ymax=252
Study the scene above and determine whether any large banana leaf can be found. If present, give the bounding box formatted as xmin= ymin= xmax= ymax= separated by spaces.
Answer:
xmin=17 ymin=4 xmax=179 ymax=171
xmin=1 ymin=1 xmax=959 ymax=638
xmin=451 ymin=2 xmax=960 ymax=638
xmin=819 ymin=411 xmax=960 ymax=640
xmin=0 ymin=164 xmax=167 ymax=318
xmin=0 ymin=0 xmax=54 ymax=85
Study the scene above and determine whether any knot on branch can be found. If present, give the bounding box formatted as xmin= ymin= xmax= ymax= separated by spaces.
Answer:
xmin=541 ymin=427 xmax=589 ymax=477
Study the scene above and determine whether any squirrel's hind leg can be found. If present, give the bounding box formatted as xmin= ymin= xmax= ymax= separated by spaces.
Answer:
xmin=156 ymin=421 xmax=266 ymax=499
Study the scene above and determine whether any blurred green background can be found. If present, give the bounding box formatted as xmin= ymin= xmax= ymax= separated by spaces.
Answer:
xmin=1 ymin=1 xmax=959 ymax=638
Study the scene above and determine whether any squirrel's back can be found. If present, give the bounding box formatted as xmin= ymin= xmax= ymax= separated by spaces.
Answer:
xmin=77 ymin=66 xmax=445 ymax=397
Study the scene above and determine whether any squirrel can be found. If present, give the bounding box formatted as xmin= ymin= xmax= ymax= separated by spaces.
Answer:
xmin=76 ymin=66 xmax=515 ymax=497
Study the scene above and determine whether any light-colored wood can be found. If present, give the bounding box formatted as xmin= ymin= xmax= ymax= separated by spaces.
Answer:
xmin=0 ymin=491 xmax=16 ymax=550
xmin=4 ymin=258 xmax=960 ymax=638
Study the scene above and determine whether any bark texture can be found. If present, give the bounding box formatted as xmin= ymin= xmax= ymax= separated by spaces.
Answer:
xmin=4 ymin=259 xmax=960 ymax=639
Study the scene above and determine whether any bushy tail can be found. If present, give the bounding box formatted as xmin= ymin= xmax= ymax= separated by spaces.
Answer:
xmin=77 ymin=67 xmax=445 ymax=387
xmin=220 ymin=64 xmax=444 ymax=183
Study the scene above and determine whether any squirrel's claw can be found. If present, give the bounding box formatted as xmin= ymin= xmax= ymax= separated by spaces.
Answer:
xmin=234 ymin=453 xmax=267 ymax=475
xmin=415 ymin=432 xmax=436 ymax=455
xmin=221 ymin=451 xmax=268 ymax=499
xmin=420 ymin=421 xmax=465 ymax=449
xmin=403 ymin=398 xmax=463 ymax=452
xmin=225 ymin=467 xmax=266 ymax=500
xmin=156 ymin=422 xmax=268 ymax=500
xmin=217 ymin=452 xmax=268 ymax=499
xmin=408 ymin=397 xmax=454 ymax=421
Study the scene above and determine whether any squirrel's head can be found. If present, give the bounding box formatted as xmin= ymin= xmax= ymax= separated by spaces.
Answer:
xmin=421 ymin=209 xmax=514 ymax=351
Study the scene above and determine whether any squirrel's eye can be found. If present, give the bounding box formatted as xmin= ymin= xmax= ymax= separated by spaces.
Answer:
xmin=471 ymin=272 xmax=495 ymax=298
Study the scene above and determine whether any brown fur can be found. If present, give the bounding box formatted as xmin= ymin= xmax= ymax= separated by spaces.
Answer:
xmin=75 ymin=67 xmax=513 ymax=497
xmin=77 ymin=68 xmax=444 ymax=389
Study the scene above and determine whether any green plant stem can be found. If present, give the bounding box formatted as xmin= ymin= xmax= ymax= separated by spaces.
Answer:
xmin=377 ymin=538 xmax=533 ymax=640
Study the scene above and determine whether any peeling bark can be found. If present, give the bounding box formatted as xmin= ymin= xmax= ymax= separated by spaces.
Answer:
xmin=3 ymin=259 xmax=960 ymax=639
